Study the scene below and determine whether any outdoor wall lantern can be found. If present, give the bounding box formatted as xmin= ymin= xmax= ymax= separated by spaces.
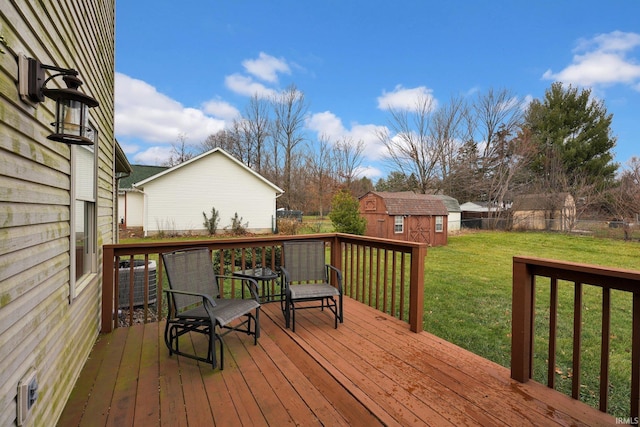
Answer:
xmin=20 ymin=56 xmax=99 ymax=145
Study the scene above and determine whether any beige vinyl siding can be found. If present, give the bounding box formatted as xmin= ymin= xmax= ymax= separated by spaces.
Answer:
xmin=0 ymin=1 xmax=115 ymax=426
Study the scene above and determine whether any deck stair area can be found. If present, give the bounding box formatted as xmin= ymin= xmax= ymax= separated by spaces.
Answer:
xmin=58 ymin=298 xmax=614 ymax=426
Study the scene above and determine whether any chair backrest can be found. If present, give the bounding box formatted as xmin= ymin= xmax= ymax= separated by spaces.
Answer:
xmin=162 ymin=248 xmax=220 ymax=311
xmin=282 ymin=240 xmax=327 ymax=284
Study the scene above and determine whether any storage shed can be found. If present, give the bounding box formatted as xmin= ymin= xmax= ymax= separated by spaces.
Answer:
xmin=511 ymin=193 xmax=576 ymax=231
xmin=359 ymin=191 xmax=449 ymax=246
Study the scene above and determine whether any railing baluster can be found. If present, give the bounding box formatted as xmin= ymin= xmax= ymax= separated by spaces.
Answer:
xmin=400 ymin=253 xmax=406 ymax=321
xmin=600 ymin=287 xmax=610 ymax=412
xmin=391 ymin=250 xmax=397 ymax=318
xmin=548 ymin=277 xmax=558 ymax=389
xmin=128 ymin=255 xmax=135 ymax=326
xmin=143 ymin=254 xmax=149 ymax=323
xmin=375 ymin=247 xmax=381 ymax=310
xmin=382 ymin=249 xmax=389 ymax=315
xmin=572 ymin=282 xmax=583 ymax=400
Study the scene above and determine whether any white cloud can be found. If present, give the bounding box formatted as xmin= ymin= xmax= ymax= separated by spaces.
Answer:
xmin=132 ymin=145 xmax=174 ymax=165
xmin=242 ymin=52 xmax=290 ymax=83
xmin=115 ymin=73 xmax=227 ymax=145
xmin=224 ymin=73 xmax=278 ymax=98
xmin=202 ymin=99 xmax=241 ymax=121
xmin=543 ymin=31 xmax=640 ymax=89
xmin=306 ymin=111 xmax=388 ymax=161
xmin=377 ymin=85 xmax=438 ymax=111
xmin=306 ymin=111 xmax=346 ymax=137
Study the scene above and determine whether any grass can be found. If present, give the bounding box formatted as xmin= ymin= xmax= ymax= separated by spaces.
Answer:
xmin=424 ymin=230 xmax=640 ymax=417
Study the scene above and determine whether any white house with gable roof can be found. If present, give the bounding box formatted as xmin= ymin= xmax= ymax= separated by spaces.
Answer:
xmin=131 ymin=148 xmax=283 ymax=236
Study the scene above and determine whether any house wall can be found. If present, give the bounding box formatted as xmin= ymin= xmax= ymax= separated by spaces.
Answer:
xmin=123 ymin=190 xmax=145 ymax=227
xmin=140 ymin=152 xmax=277 ymax=235
xmin=0 ymin=2 xmax=115 ymax=426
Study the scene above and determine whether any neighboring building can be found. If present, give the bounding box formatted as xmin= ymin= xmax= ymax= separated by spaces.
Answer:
xmin=511 ymin=193 xmax=576 ymax=231
xmin=130 ymin=148 xmax=284 ymax=236
xmin=434 ymin=195 xmax=461 ymax=233
xmin=460 ymin=201 xmax=510 ymax=229
xmin=1 ymin=2 xmax=126 ymax=426
xmin=359 ymin=191 xmax=449 ymax=246
xmin=118 ymin=164 xmax=169 ymax=228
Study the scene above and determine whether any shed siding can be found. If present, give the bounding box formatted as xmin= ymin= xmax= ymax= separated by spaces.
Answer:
xmin=0 ymin=1 xmax=115 ymax=426
xmin=141 ymin=151 xmax=277 ymax=234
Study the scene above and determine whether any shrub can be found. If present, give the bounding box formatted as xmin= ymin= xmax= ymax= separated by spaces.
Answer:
xmin=329 ymin=190 xmax=366 ymax=235
xmin=202 ymin=206 xmax=220 ymax=235
xmin=277 ymin=218 xmax=300 ymax=235
xmin=226 ymin=212 xmax=248 ymax=235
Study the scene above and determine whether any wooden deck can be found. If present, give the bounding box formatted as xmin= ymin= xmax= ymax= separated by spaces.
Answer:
xmin=58 ymin=298 xmax=615 ymax=426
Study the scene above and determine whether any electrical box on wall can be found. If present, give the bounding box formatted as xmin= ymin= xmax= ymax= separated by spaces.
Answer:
xmin=17 ymin=368 xmax=38 ymax=426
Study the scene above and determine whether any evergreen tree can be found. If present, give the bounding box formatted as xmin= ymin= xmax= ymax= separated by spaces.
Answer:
xmin=525 ymin=82 xmax=618 ymax=191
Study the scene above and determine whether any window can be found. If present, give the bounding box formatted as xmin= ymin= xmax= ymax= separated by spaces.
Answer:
xmin=71 ymin=131 xmax=97 ymax=298
xmin=435 ymin=216 xmax=444 ymax=233
xmin=394 ymin=216 xmax=404 ymax=233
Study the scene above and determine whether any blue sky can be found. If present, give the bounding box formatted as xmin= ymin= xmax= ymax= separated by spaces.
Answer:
xmin=115 ymin=1 xmax=640 ymax=180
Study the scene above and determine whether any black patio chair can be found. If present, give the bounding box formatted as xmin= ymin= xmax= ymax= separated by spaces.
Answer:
xmin=162 ymin=247 xmax=260 ymax=369
xmin=280 ymin=240 xmax=343 ymax=332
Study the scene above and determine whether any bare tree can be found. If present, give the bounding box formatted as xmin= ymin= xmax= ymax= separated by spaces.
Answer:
xmin=164 ymin=133 xmax=195 ymax=167
xmin=272 ymin=84 xmax=308 ymax=208
xmin=333 ymin=136 xmax=365 ymax=190
xmin=606 ymin=157 xmax=640 ymax=237
xmin=469 ymin=88 xmax=525 ymax=215
xmin=306 ymin=135 xmax=337 ymax=217
xmin=239 ymin=94 xmax=271 ymax=173
xmin=201 ymin=128 xmax=241 ymax=156
xmin=376 ymin=94 xmax=441 ymax=194
xmin=432 ymin=96 xmax=467 ymax=193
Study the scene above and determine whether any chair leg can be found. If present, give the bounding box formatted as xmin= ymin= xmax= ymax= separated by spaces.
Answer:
xmin=291 ymin=302 xmax=296 ymax=332
xmin=164 ymin=322 xmax=173 ymax=356
xmin=254 ymin=309 xmax=260 ymax=343
xmin=284 ymin=297 xmax=291 ymax=328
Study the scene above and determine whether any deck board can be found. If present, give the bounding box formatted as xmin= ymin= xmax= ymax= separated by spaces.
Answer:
xmin=58 ymin=297 xmax=616 ymax=427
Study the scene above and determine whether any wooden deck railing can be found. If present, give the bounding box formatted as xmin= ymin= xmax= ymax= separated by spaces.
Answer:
xmin=511 ymin=256 xmax=640 ymax=418
xmin=102 ymin=233 xmax=426 ymax=333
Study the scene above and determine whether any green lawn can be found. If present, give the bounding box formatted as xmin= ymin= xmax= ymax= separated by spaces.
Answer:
xmin=424 ymin=230 xmax=640 ymax=417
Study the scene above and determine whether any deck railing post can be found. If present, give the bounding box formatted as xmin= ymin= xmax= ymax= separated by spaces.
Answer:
xmin=631 ymin=293 xmax=640 ymax=419
xmin=511 ymin=258 xmax=534 ymax=382
xmin=408 ymin=244 xmax=426 ymax=333
xmin=101 ymin=245 xmax=115 ymax=333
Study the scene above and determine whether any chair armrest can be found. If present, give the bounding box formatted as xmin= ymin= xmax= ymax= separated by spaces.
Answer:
xmin=164 ymin=288 xmax=218 ymax=307
xmin=278 ymin=267 xmax=291 ymax=287
xmin=326 ymin=265 xmax=343 ymax=293
xmin=215 ymin=275 xmax=261 ymax=302
xmin=164 ymin=288 xmax=219 ymax=320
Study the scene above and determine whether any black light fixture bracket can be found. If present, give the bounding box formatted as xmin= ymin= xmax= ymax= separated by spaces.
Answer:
xmin=19 ymin=56 xmax=99 ymax=145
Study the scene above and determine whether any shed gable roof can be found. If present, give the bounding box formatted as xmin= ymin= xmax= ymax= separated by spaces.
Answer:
xmin=363 ymin=191 xmax=448 ymax=216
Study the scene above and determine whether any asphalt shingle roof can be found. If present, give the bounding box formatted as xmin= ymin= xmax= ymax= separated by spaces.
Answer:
xmin=368 ymin=191 xmax=449 ymax=216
